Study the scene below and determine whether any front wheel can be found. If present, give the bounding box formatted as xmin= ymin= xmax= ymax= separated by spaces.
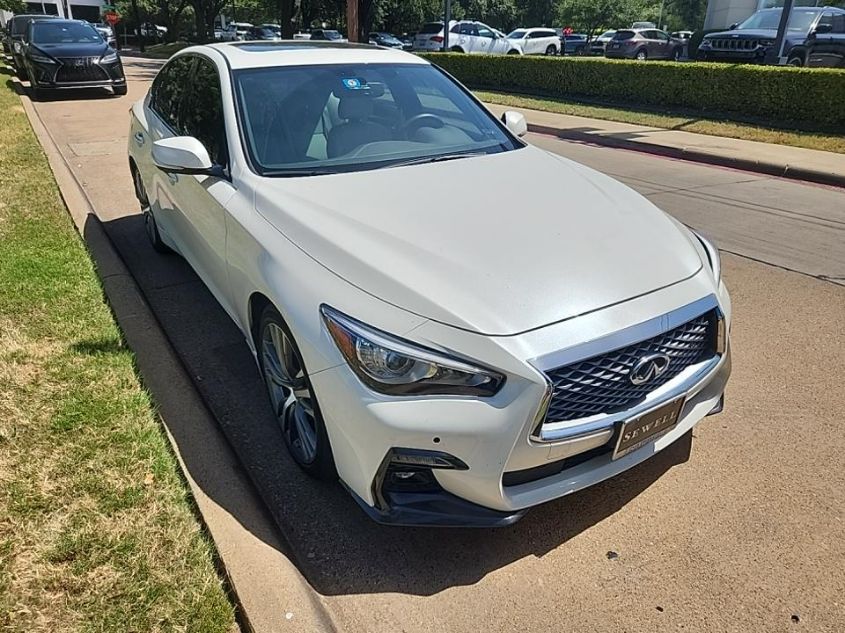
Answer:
xmin=635 ymin=49 xmax=648 ymax=61
xmin=506 ymin=49 xmax=520 ymax=55
xmin=787 ymin=55 xmax=804 ymax=67
xmin=258 ymin=306 xmax=336 ymax=481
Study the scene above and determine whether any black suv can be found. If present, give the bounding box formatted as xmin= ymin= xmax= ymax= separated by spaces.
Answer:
xmin=4 ymin=13 xmax=62 ymax=78
xmin=698 ymin=6 xmax=845 ymax=66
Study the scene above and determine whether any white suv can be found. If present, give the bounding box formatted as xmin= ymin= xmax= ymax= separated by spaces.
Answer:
xmin=507 ymin=27 xmax=561 ymax=55
xmin=414 ymin=20 xmax=522 ymax=54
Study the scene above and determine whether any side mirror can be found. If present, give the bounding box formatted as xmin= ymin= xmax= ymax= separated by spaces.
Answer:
xmin=501 ymin=111 xmax=527 ymax=137
xmin=814 ymin=24 xmax=832 ymax=35
xmin=729 ymin=23 xmax=738 ymax=30
xmin=152 ymin=137 xmax=213 ymax=175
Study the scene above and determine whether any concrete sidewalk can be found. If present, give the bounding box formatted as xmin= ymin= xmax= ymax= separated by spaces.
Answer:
xmin=484 ymin=102 xmax=845 ymax=188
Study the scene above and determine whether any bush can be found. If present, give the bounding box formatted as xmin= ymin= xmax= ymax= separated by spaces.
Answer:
xmin=420 ymin=53 xmax=845 ymax=128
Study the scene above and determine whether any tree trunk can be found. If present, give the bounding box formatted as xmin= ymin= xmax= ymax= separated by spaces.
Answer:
xmin=279 ymin=0 xmax=294 ymax=38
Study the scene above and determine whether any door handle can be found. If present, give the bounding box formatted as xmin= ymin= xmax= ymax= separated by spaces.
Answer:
xmin=167 ymin=172 xmax=178 ymax=185
xmin=134 ymin=131 xmax=145 ymax=146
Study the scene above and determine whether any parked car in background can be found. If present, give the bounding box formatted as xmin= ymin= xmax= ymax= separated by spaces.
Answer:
xmin=560 ymin=33 xmax=589 ymax=55
xmin=605 ymin=28 xmax=683 ymax=60
xmin=247 ymin=25 xmax=281 ymax=41
xmin=24 ymin=19 xmax=126 ymax=98
xmin=368 ymin=32 xmax=404 ymax=49
xmin=90 ymin=22 xmax=117 ymax=48
xmin=447 ymin=20 xmax=523 ymax=55
xmin=805 ymin=9 xmax=845 ymax=67
xmin=128 ymin=41 xmax=730 ymax=528
xmin=397 ymin=33 xmax=415 ymax=50
xmin=309 ymin=29 xmax=347 ymax=42
xmin=413 ymin=21 xmax=449 ymax=50
xmin=590 ymin=29 xmax=617 ymax=55
xmin=670 ymin=30 xmax=693 ymax=58
xmin=136 ymin=23 xmax=167 ymax=40
xmin=632 ymin=21 xmax=657 ymax=29
xmin=507 ymin=27 xmax=560 ymax=55
xmin=5 ymin=14 xmax=61 ymax=78
xmin=214 ymin=24 xmax=236 ymax=41
xmin=697 ymin=6 xmax=845 ymax=66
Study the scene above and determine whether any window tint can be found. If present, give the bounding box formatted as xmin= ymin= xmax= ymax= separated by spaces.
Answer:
xmin=613 ymin=30 xmax=635 ymax=40
xmin=539 ymin=30 xmax=556 ymax=38
xmin=654 ymin=31 xmax=670 ymax=41
xmin=832 ymin=13 xmax=845 ymax=33
xmin=419 ymin=23 xmax=442 ymax=35
xmin=450 ymin=24 xmax=461 ymax=33
xmin=151 ymin=56 xmax=194 ymax=130
xmin=818 ymin=12 xmax=834 ymax=30
xmin=476 ymin=26 xmax=494 ymax=38
xmin=180 ymin=57 xmax=227 ymax=167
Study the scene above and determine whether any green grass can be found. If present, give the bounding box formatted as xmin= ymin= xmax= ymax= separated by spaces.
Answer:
xmin=475 ymin=90 xmax=845 ymax=154
xmin=0 ymin=72 xmax=236 ymax=631
xmin=144 ymin=41 xmax=191 ymax=59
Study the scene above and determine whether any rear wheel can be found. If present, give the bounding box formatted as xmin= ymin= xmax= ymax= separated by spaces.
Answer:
xmin=257 ymin=305 xmax=336 ymax=481
xmin=545 ymin=44 xmax=557 ymax=56
xmin=787 ymin=54 xmax=804 ymax=67
xmin=506 ymin=49 xmax=520 ymax=55
xmin=635 ymin=49 xmax=648 ymax=61
xmin=450 ymin=46 xmax=464 ymax=53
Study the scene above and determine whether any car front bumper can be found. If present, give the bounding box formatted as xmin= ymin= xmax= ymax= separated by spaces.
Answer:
xmin=28 ymin=59 xmax=125 ymax=90
xmin=311 ymin=270 xmax=732 ymax=527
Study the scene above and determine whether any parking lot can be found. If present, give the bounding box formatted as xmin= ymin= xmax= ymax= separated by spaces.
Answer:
xmin=24 ymin=56 xmax=845 ymax=632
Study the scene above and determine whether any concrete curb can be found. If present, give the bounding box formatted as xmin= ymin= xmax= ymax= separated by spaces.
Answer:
xmin=524 ymin=122 xmax=845 ymax=189
xmin=17 ymin=82 xmax=338 ymax=633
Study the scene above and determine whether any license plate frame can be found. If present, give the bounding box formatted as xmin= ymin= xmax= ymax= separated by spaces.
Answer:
xmin=612 ymin=397 xmax=685 ymax=460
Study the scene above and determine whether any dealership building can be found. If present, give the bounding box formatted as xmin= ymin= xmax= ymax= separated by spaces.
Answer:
xmin=1 ymin=0 xmax=106 ymax=26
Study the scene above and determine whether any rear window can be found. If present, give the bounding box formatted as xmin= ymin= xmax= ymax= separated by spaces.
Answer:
xmin=613 ymin=30 xmax=636 ymax=40
xmin=419 ymin=22 xmax=442 ymax=35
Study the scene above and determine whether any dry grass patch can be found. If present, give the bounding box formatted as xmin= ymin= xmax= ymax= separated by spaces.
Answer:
xmin=0 ymin=64 xmax=235 ymax=632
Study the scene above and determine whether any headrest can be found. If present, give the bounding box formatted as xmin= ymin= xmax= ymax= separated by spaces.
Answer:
xmin=338 ymin=94 xmax=374 ymax=120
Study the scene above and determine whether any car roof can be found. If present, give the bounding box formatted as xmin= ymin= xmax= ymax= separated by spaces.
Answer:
xmin=180 ymin=41 xmax=428 ymax=70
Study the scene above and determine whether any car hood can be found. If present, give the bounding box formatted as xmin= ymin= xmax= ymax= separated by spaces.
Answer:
xmin=254 ymin=146 xmax=702 ymax=336
xmin=33 ymin=42 xmax=110 ymax=57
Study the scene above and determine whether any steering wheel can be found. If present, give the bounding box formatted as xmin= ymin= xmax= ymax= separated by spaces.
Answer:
xmin=402 ymin=113 xmax=445 ymax=138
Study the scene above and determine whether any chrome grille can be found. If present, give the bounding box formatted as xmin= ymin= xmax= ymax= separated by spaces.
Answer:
xmin=56 ymin=57 xmax=107 ymax=83
xmin=543 ymin=311 xmax=715 ymax=423
xmin=710 ymin=38 xmax=759 ymax=50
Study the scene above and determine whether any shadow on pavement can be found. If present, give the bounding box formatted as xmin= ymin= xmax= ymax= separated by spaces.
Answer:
xmin=95 ymin=210 xmax=694 ymax=597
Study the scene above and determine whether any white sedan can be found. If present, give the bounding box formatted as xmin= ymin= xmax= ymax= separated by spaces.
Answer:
xmin=128 ymin=42 xmax=731 ymax=527
xmin=507 ymin=27 xmax=561 ymax=55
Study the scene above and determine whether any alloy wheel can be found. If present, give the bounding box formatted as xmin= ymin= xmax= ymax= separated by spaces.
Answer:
xmin=261 ymin=322 xmax=318 ymax=465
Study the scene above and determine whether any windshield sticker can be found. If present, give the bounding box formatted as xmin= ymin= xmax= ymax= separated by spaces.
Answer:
xmin=341 ymin=78 xmax=370 ymax=91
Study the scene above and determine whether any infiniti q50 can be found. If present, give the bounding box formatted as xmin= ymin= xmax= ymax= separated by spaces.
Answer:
xmin=127 ymin=41 xmax=731 ymax=526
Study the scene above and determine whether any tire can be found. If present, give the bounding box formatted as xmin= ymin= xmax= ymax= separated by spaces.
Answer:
xmin=450 ymin=46 xmax=464 ymax=53
xmin=506 ymin=49 xmax=520 ymax=55
xmin=635 ymin=49 xmax=647 ymax=61
xmin=545 ymin=44 xmax=557 ymax=56
xmin=132 ymin=164 xmax=172 ymax=254
xmin=257 ymin=304 xmax=337 ymax=481
xmin=787 ymin=55 xmax=804 ymax=67
xmin=575 ymin=46 xmax=585 ymax=56
xmin=113 ymin=84 xmax=128 ymax=96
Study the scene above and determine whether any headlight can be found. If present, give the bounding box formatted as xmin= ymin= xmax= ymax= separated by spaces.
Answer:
xmin=29 ymin=52 xmax=55 ymax=64
xmin=758 ymin=39 xmax=775 ymax=47
xmin=693 ymin=230 xmax=721 ymax=283
xmin=100 ymin=50 xmax=119 ymax=64
xmin=321 ymin=306 xmax=505 ymax=397
xmin=699 ymin=39 xmax=712 ymax=48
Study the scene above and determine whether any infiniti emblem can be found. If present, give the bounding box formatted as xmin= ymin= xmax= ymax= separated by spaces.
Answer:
xmin=630 ymin=353 xmax=671 ymax=385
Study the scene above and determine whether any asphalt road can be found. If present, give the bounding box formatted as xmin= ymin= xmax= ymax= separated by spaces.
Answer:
xmin=24 ymin=57 xmax=845 ymax=632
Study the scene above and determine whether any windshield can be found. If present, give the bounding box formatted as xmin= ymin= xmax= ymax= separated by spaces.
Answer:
xmin=738 ymin=8 xmax=819 ymax=31
xmin=507 ymin=30 xmax=527 ymax=39
xmin=235 ymin=63 xmax=519 ymax=176
xmin=31 ymin=22 xmax=102 ymax=44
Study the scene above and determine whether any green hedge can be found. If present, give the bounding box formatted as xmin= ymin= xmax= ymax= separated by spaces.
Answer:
xmin=420 ymin=53 xmax=845 ymax=128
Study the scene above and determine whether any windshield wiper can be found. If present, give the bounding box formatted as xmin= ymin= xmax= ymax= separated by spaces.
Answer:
xmin=262 ymin=168 xmax=337 ymax=177
xmin=383 ymin=152 xmax=487 ymax=170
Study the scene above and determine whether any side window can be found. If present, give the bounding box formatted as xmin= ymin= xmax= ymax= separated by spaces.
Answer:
xmin=450 ymin=24 xmax=461 ymax=34
xmin=656 ymin=31 xmax=670 ymax=41
xmin=818 ymin=12 xmax=834 ymax=30
xmin=180 ymin=57 xmax=228 ymax=167
xmin=832 ymin=14 xmax=845 ymax=33
xmin=477 ymin=26 xmax=494 ymax=38
xmin=150 ymin=56 xmax=194 ymax=130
